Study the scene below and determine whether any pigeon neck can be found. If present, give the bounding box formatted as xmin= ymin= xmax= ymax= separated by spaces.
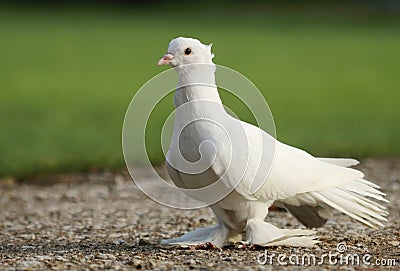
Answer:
xmin=174 ymin=64 xmax=223 ymax=108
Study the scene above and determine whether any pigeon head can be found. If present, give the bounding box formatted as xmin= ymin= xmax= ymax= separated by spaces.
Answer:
xmin=157 ymin=37 xmax=214 ymax=67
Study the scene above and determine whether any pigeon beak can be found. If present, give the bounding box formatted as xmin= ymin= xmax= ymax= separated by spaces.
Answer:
xmin=157 ymin=53 xmax=174 ymax=66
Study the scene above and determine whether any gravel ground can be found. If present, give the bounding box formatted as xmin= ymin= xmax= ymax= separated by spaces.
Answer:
xmin=0 ymin=158 xmax=399 ymax=270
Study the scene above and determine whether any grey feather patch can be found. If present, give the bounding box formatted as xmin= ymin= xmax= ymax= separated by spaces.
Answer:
xmin=284 ymin=204 xmax=329 ymax=228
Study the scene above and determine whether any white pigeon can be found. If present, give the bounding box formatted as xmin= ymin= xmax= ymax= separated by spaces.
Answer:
xmin=156 ymin=37 xmax=388 ymax=248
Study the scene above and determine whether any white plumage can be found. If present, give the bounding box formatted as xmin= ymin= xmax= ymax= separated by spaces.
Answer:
xmin=157 ymin=37 xmax=388 ymax=248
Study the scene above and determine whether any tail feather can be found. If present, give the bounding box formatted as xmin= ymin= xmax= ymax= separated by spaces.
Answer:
xmin=360 ymin=179 xmax=381 ymax=189
xmin=340 ymin=188 xmax=387 ymax=212
xmin=309 ymin=178 xmax=388 ymax=229
xmin=317 ymin=158 xmax=359 ymax=167
xmin=326 ymin=190 xmax=385 ymax=222
xmin=340 ymin=181 xmax=387 ymax=201
xmin=310 ymin=191 xmax=378 ymax=228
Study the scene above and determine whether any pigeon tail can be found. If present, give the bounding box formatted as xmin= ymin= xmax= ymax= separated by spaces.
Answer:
xmin=310 ymin=178 xmax=388 ymax=229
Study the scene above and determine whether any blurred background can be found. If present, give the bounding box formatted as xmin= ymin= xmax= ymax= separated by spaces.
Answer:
xmin=0 ymin=0 xmax=399 ymax=179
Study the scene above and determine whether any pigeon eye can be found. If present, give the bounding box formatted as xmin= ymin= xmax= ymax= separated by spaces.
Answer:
xmin=184 ymin=48 xmax=192 ymax=55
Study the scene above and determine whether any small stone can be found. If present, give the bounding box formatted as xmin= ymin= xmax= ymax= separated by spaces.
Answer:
xmin=128 ymin=260 xmax=143 ymax=269
xmin=184 ymin=259 xmax=196 ymax=265
xmin=388 ymin=240 xmax=400 ymax=246
xmin=113 ymin=239 xmax=126 ymax=245
xmin=97 ymin=253 xmax=117 ymax=261
xmin=138 ymin=239 xmax=151 ymax=246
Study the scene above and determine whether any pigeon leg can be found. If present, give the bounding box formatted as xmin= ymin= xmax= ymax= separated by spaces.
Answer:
xmin=246 ymin=219 xmax=319 ymax=248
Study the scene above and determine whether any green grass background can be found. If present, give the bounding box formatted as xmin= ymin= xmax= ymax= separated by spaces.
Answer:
xmin=1 ymin=8 xmax=399 ymax=178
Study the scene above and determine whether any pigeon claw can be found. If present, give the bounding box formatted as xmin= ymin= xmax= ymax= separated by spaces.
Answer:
xmin=235 ymin=242 xmax=260 ymax=250
xmin=189 ymin=242 xmax=221 ymax=251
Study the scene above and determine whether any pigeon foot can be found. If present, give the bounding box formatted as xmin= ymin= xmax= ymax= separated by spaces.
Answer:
xmin=161 ymin=224 xmax=229 ymax=248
